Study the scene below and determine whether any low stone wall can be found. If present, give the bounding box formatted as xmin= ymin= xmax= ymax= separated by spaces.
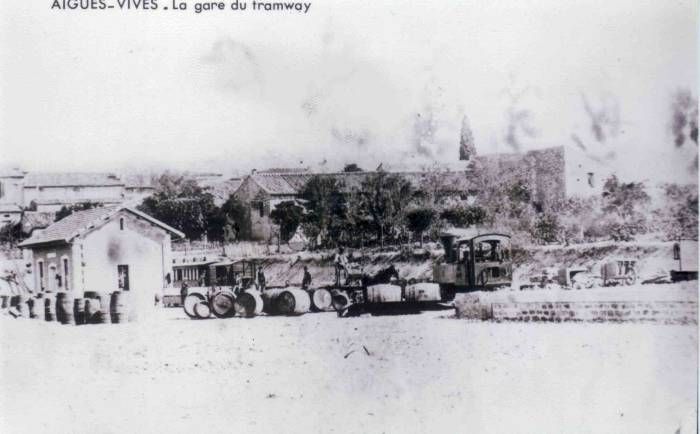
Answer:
xmin=491 ymin=300 xmax=698 ymax=325
xmin=454 ymin=284 xmax=699 ymax=325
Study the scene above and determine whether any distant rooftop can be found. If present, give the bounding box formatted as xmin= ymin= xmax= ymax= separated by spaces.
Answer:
xmin=24 ymin=172 xmax=124 ymax=188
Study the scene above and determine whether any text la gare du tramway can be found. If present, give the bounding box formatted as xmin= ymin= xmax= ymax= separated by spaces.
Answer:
xmin=51 ymin=0 xmax=312 ymax=12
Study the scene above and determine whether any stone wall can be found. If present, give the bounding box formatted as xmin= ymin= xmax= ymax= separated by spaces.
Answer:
xmin=454 ymin=284 xmax=698 ymax=325
xmin=491 ymin=300 xmax=697 ymax=325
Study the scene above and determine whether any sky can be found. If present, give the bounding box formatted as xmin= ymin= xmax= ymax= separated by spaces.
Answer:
xmin=0 ymin=0 xmax=698 ymax=185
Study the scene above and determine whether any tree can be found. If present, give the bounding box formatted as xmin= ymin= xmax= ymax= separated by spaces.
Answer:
xmin=270 ymin=201 xmax=305 ymax=243
xmin=0 ymin=222 xmax=23 ymax=245
xmin=299 ymin=176 xmax=346 ymax=248
xmin=405 ymin=208 xmax=435 ymax=246
xmin=532 ymin=213 xmax=562 ymax=244
xmin=138 ymin=173 xmax=218 ymax=240
xmin=217 ymin=195 xmax=252 ymax=242
xmin=600 ymin=175 xmax=650 ymax=241
xmin=651 ymin=183 xmax=698 ymax=240
xmin=357 ymin=171 xmax=415 ymax=247
xmin=459 ymin=115 xmax=477 ymax=161
xmin=55 ymin=202 xmax=103 ymax=222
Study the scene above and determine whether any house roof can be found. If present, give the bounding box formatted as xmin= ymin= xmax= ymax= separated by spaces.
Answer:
xmin=250 ymin=174 xmax=297 ymax=195
xmin=23 ymin=172 xmax=124 ymax=188
xmin=208 ymin=178 xmax=244 ymax=206
xmin=18 ymin=206 xmax=184 ymax=247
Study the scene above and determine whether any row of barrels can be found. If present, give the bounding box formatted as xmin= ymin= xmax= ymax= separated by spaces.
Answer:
xmin=328 ymin=283 xmax=442 ymax=308
xmin=0 ymin=291 xmax=132 ymax=325
xmin=185 ymin=287 xmax=335 ymax=319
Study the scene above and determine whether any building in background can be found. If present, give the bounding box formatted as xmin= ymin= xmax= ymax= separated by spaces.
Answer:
xmin=0 ymin=168 xmax=27 ymax=226
xmin=18 ymin=206 xmax=184 ymax=317
xmin=22 ymin=173 xmax=126 ymax=212
xmin=0 ymin=170 xmax=159 ymax=230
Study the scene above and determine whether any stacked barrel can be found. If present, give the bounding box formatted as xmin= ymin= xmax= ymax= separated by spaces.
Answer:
xmin=0 ymin=290 xmax=138 ymax=325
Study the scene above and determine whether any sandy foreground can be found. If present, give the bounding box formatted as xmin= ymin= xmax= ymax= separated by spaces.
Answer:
xmin=0 ymin=308 xmax=697 ymax=434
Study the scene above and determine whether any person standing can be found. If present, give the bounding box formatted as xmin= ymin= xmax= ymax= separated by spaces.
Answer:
xmin=180 ymin=281 xmax=189 ymax=306
xmin=257 ymin=267 xmax=266 ymax=291
xmin=301 ymin=266 xmax=312 ymax=290
xmin=333 ymin=247 xmax=349 ymax=285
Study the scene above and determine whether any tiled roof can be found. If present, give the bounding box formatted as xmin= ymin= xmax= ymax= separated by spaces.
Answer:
xmin=24 ymin=172 xmax=124 ymax=187
xmin=251 ymin=174 xmax=297 ymax=195
xmin=18 ymin=206 xmax=184 ymax=247
xmin=207 ymin=178 xmax=244 ymax=206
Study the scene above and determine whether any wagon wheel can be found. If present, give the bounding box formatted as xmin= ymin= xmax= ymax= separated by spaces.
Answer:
xmin=623 ymin=271 xmax=637 ymax=286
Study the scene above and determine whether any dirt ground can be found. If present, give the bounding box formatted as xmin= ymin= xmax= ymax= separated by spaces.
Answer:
xmin=0 ymin=305 xmax=697 ymax=434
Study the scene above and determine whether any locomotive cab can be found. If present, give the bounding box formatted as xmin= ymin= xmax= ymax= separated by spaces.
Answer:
xmin=434 ymin=229 xmax=512 ymax=301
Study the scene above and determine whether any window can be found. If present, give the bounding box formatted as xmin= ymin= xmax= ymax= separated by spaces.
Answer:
xmin=118 ymin=265 xmax=130 ymax=291
xmin=119 ymin=218 xmax=125 ymax=231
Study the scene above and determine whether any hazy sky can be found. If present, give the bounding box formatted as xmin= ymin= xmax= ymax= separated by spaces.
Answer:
xmin=0 ymin=0 xmax=697 ymax=184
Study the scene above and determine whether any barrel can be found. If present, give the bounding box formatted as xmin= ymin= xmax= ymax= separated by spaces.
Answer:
xmin=366 ymin=284 xmax=402 ymax=303
xmin=274 ymin=288 xmax=310 ymax=316
xmin=233 ymin=290 xmax=264 ymax=318
xmin=44 ymin=296 xmax=56 ymax=322
xmin=310 ymin=288 xmax=332 ymax=311
xmin=73 ymin=298 xmax=86 ymax=325
xmin=260 ymin=288 xmax=285 ymax=314
xmin=85 ymin=298 xmax=100 ymax=324
xmin=96 ymin=292 xmax=111 ymax=324
xmin=211 ymin=290 xmax=236 ymax=318
xmin=56 ymin=292 xmax=75 ymax=325
xmin=183 ymin=293 xmax=206 ymax=319
xmin=405 ymin=283 xmax=441 ymax=302
xmin=18 ymin=294 xmax=30 ymax=317
xmin=193 ymin=301 xmax=211 ymax=319
xmin=110 ymin=291 xmax=129 ymax=324
xmin=27 ymin=297 xmax=39 ymax=319
xmin=331 ymin=290 xmax=351 ymax=312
